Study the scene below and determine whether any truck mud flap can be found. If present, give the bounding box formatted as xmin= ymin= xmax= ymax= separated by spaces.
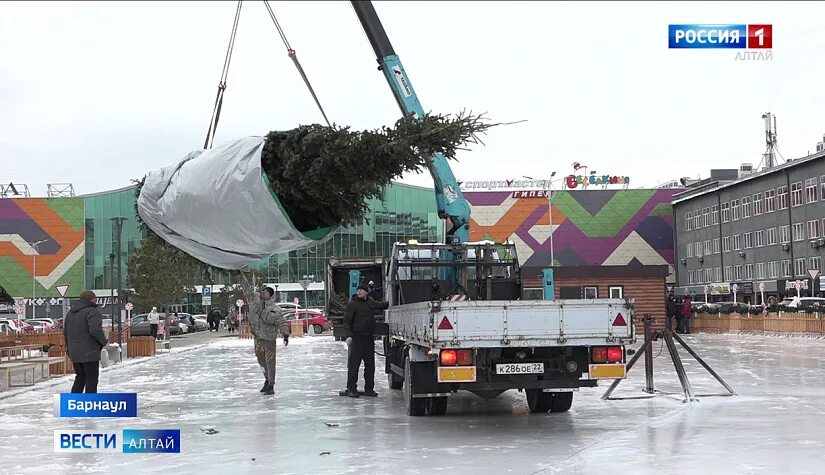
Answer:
xmin=408 ymin=361 xmax=450 ymax=396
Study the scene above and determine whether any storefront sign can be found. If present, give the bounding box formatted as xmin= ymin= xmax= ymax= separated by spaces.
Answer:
xmin=512 ymin=190 xmax=551 ymax=198
xmin=780 ymin=279 xmax=809 ymax=291
xmin=707 ymin=283 xmax=730 ymax=295
xmin=460 ymin=179 xmax=552 ymax=190
xmin=565 ymin=174 xmax=630 ymax=189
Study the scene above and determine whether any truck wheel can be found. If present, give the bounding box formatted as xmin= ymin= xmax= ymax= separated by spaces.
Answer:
xmin=388 ymin=371 xmax=404 ymax=390
xmin=550 ymin=392 xmax=573 ymax=413
xmin=526 ymin=389 xmax=552 ymax=413
xmin=427 ymin=396 xmax=448 ymax=416
xmin=404 ymin=357 xmax=427 ymax=416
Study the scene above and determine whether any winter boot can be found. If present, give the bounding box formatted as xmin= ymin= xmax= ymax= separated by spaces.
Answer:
xmin=283 ymin=335 xmax=289 ymax=346
xmin=338 ymin=389 xmax=359 ymax=398
xmin=263 ymin=384 xmax=274 ymax=395
xmin=260 ymin=380 xmax=269 ymax=393
xmin=363 ymin=390 xmax=378 ymax=397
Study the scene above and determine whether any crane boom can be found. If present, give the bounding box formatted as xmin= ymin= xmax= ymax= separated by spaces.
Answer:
xmin=351 ymin=1 xmax=471 ymax=245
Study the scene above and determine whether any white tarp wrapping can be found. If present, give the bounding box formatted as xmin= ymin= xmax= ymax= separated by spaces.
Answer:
xmin=136 ymin=136 xmax=335 ymax=270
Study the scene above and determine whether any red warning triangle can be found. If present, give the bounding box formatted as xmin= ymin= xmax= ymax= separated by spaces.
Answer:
xmin=438 ymin=316 xmax=453 ymax=330
xmin=612 ymin=313 xmax=627 ymax=326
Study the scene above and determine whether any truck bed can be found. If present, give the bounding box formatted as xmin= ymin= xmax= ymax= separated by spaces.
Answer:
xmin=386 ymin=299 xmax=634 ymax=348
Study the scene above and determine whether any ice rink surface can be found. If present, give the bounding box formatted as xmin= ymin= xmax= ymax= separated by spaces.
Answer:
xmin=1 ymin=333 xmax=823 ymax=475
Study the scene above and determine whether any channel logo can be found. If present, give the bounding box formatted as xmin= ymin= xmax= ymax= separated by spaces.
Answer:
xmin=54 ymin=429 xmax=180 ymax=453
xmin=668 ymin=24 xmax=772 ymax=49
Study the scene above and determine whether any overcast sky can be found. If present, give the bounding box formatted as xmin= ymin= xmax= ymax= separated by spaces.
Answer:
xmin=2 ymin=1 xmax=824 ymax=196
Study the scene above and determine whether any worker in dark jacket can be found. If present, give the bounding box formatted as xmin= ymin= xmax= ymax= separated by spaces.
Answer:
xmin=63 ymin=290 xmax=108 ymax=393
xmin=339 ymin=284 xmax=389 ymax=398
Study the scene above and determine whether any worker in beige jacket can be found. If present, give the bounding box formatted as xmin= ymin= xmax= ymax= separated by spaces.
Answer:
xmin=242 ymin=278 xmax=284 ymax=396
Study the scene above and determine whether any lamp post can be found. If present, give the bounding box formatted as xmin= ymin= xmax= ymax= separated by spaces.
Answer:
xmin=28 ymin=239 xmax=48 ymax=319
xmin=111 ymin=217 xmax=127 ymax=351
xmin=522 ymin=173 xmax=558 ymax=300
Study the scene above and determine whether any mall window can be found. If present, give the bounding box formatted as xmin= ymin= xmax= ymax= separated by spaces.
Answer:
xmin=608 ymin=286 xmax=623 ymax=299
xmin=713 ymin=238 xmax=720 ymax=254
xmin=754 ymin=230 xmax=765 ymax=247
xmin=753 ymin=193 xmax=764 ymax=215
xmin=795 ymin=258 xmax=807 ymax=277
xmin=724 ymin=266 xmax=732 ymax=281
xmin=805 ymin=178 xmax=818 ymax=203
xmin=764 ymin=189 xmax=776 ymax=213
xmin=693 ymin=209 xmax=701 ymax=229
xmin=768 ymin=261 xmax=778 ymax=279
xmin=745 ymin=264 xmax=754 ymax=280
xmin=688 ymin=271 xmax=695 ymax=285
xmin=702 ymin=207 xmax=710 ymax=227
xmin=731 ymin=199 xmax=741 ymax=220
xmin=782 ymin=259 xmax=792 ymax=278
xmin=695 ymin=269 xmax=703 ymax=284
xmin=755 ymin=262 xmax=765 ymax=280
xmin=723 ymin=236 xmax=731 ymax=252
xmin=790 ymin=182 xmax=803 ymax=207
xmin=777 ymin=186 xmax=789 ymax=209
xmin=584 ymin=286 xmax=598 ymax=299
xmin=705 ymin=268 xmax=713 ymax=283
xmin=686 ymin=243 xmax=693 ymax=258
xmin=741 ymin=196 xmax=751 ymax=218
xmin=714 ymin=267 xmax=722 ymax=282
xmin=821 ymin=175 xmax=825 ymax=202
xmin=732 ymin=234 xmax=741 ymax=250
xmin=721 ymin=202 xmax=730 ymax=222
xmin=734 ymin=265 xmax=742 ymax=280
xmin=808 ymin=220 xmax=820 ymax=239
xmin=793 ymin=222 xmax=805 ymax=242
xmin=695 ymin=242 xmax=702 ymax=257
xmin=704 ymin=240 xmax=712 ymax=255
xmin=711 ymin=205 xmax=719 ymax=225
xmin=685 ymin=211 xmax=693 ymax=231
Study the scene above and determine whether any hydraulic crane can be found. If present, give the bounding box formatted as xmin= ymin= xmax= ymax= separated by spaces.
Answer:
xmin=350 ymin=1 xmax=471 ymax=247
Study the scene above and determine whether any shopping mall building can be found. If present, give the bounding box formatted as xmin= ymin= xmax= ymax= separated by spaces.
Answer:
xmin=1 ymin=176 xmax=681 ymax=320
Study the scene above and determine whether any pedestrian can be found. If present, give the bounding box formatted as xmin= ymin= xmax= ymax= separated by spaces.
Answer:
xmin=666 ymin=295 xmax=678 ymax=332
xmin=680 ymin=296 xmax=693 ymax=334
xmin=339 ymin=284 xmax=389 ymax=398
xmin=206 ymin=311 xmax=214 ymax=331
xmin=164 ymin=312 xmax=174 ymax=340
xmin=242 ymin=279 xmax=284 ymax=396
xmin=210 ymin=308 xmax=222 ymax=332
xmin=189 ymin=314 xmax=196 ymax=332
xmin=64 ymin=290 xmax=108 ymax=393
xmin=227 ymin=311 xmax=237 ymax=335
xmin=148 ymin=306 xmax=160 ymax=339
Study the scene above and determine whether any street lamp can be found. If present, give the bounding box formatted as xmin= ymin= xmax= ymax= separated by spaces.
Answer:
xmin=27 ymin=239 xmax=48 ymax=319
xmin=523 ymin=172 xmax=558 ymax=300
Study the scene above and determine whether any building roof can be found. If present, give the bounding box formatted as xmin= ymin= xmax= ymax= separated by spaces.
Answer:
xmin=672 ymin=149 xmax=825 ymax=205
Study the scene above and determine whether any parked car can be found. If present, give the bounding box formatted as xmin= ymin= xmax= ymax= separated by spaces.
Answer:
xmin=26 ymin=318 xmax=57 ymax=330
xmin=0 ymin=318 xmax=35 ymax=333
xmin=25 ymin=320 xmax=54 ymax=332
xmin=276 ymin=302 xmax=302 ymax=313
xmin=284 ymin=309 xmax=331 ymax=334
xmin=191 ymin=315 xmax=210 ymax=332
xmin=128 ymin=314 xmax=181 ymax=337
xmin=778 ymin=297 xmax=825 ymax=311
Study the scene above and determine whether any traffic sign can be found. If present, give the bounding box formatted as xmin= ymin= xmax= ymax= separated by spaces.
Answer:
xmin=125 ymin=303 xmax=133 ymax=311
xmin=14 ymin=305 xmax=24 ymax=317
xmin=202 ymin=286 xmax=212 ymax=297
xmin=731 ymin=283 xmax=739 ymax=292
xmin=795 ymin=280 xmax=803 ymax=291
xmin=294 ymin=297 xmax=300 ymax=305
xmin=55 ymin=284 xmax=70 ymax=298
xmin=758 ymin=282 xmax=765 ymax=292
xmin=808 ymin=269 xmax=820 ymax=281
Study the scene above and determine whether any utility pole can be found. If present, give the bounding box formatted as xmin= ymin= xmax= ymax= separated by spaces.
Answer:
xmin=111 ymin=217 xmax=126 ymax=351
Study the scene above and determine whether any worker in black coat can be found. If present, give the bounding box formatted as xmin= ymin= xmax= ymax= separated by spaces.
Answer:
xmin=63 ymin=290 xmax=108 ymax=393
xmin=339 ymin=284 xmax=389 ymax=398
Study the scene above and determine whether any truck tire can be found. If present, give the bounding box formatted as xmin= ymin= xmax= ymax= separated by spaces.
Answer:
xmin=526 ymin=389 xmax=552 ymax=413
xmin=550 ymin=392 xmax=573 ymax=413
xmin=404 ymin=357 xmax=427 ymax=416
xmin=388 ymin=371 xmax=404 ymax=390
xmin=427 ymin=396 xmax=448 ymax=416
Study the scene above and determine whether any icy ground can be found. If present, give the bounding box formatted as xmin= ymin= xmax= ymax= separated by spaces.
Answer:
xmin=1 ymin=333 xmax=824 ymax=474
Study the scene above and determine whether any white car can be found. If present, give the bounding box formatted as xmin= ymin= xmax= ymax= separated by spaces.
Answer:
xmin=779 ymin=297 xmax=825 ymax=310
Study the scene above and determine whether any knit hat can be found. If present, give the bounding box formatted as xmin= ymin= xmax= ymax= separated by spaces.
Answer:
xmin=357 ymin=284 xmax=369 ymax=292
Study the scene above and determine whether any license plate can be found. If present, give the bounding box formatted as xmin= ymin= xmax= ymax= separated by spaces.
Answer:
xmin=438 ymin=366 xmax=477 ymax=383
xmin=495 ymin=362 xmax=544 ymax=374
xmin=589 ymin=364 xmax=627 ymax=379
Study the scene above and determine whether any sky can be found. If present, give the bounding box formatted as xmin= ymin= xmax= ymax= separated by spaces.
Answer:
xmin=2 ymin=1 xmax=825 ymax=196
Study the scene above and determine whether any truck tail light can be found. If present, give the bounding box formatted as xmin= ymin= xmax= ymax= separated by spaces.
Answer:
xmin=591 ymin=347 xmax=607 ymax=363
xmin=607 ymin=346 xmax=623 ymax=363
xmin=440 ymin=349 xmax=473 ymax=366
xmin=592 ymin=346 xmax=624 ymax=363
xmin=440 ymin=349 xmax=457 ymax=365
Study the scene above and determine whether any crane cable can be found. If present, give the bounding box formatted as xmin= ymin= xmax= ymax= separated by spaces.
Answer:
xmin=203 ymin=0 xmax=243 ymax=149
xmin=263 ymin=0 xmax=332 ymax=127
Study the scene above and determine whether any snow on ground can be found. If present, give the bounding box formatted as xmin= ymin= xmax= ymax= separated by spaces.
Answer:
xmin=1 ymin=333 xmax=824 ymax=474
